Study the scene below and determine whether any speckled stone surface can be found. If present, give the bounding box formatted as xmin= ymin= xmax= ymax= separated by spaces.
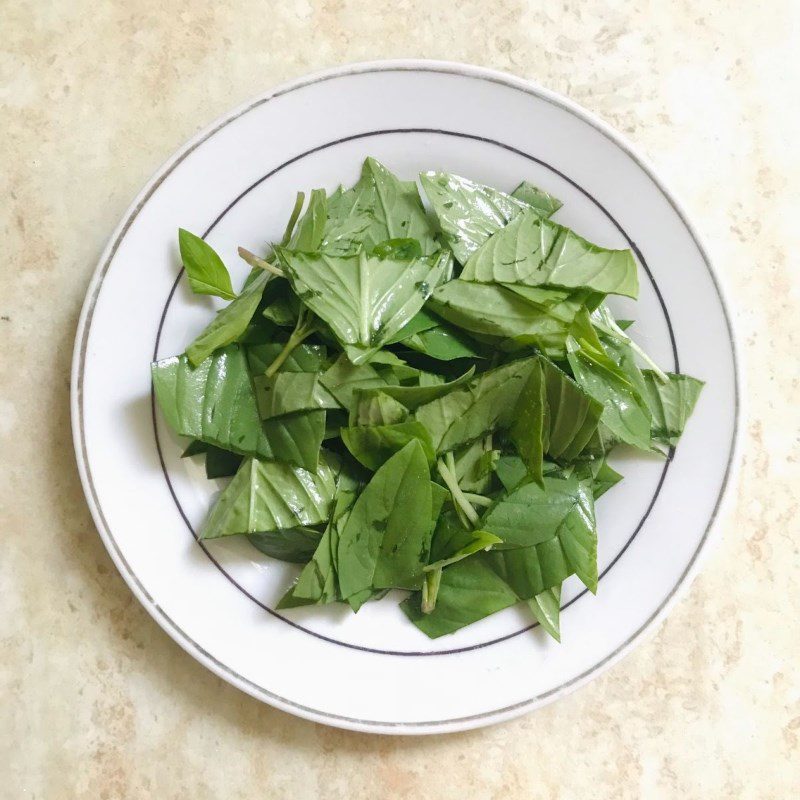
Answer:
xmin=2 ymin=1 xmax=798 ymax=797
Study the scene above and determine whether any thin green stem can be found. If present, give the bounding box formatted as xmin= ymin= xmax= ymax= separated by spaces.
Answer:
xmin=462 ymin=492 xmax=492 ymax=507
xmin=421 ymin=568 xmax=442 ymax=614
xmin=436 ymin=458 xmax=480 ymax=528
xmin=264 ymin=310 xmax=317 ymax=378
xmin=237 ymin=246 xmax=285 ymax=277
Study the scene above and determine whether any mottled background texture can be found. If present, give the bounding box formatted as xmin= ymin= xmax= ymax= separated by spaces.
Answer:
xmin=2 ymin=1 xmax=798 ymax=798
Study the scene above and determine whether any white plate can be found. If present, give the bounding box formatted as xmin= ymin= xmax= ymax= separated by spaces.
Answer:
xmin=71 ymin=60 xmax=740 ymax=734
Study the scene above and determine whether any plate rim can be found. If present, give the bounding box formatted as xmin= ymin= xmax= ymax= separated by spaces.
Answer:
xmin=70 ymin=58 xmax=742 ymax=735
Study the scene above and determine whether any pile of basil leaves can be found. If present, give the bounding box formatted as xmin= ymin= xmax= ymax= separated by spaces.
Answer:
xmin=152 ymin=158 xmax=703 ymax=641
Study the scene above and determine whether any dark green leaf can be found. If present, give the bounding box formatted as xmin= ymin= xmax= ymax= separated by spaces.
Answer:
xmin=178 ymin=228 xmax=236 ymax=301
xmin=338 ymin=440 xmax=432 ymax=598
xmin=641 ymin=371 xmax=704 ymax=447
xmin=404 ymin=324 xmax=486 ymax=361
xmin=204 ymin=446 xmax=243 ymax=479
xmin=415 ymin=357 xmax=536 ymax=453
xmin=428 ymin=280 xmax=587 ymax=355
xmin=246 ymin=341 xmax=327 ymax=375
xmin=349 ymin=390 xmax=409 ymax=427
xmin=566 ymin=336 xmax=652 ymax=451
xmin=200 ymin=456 xmax=336 ymax=539
xmin=379 ymin=366 xmax=475 ymax=410
xmin=253 ymin=372 xmax=339 ymax=418
xmin=401 ymin=557 xmax=518 ymax=638
xmin=248 ymin=527 xmax=323 ymax=563
xmin=341 ymin=421 xmax=435 ymax=471
xmin=260 ymin=410 xmax=326 ymax=472
xmin=186 ymin=271 xmax=269 ymax=366
xmin=483 ymin=477 xmax=597 ymax=592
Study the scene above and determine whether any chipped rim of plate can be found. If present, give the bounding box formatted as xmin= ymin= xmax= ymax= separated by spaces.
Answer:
xmin=70 ymin=59 xmax=742 ymax=734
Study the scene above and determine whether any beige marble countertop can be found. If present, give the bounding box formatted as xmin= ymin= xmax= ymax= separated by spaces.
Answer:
xmin=2 ymin=1 xmax=799 ymax=797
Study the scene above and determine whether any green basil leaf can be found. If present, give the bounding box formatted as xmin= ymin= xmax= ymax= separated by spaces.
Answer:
xmin=289 ymin=188 xmax=327 ymax=251
xmin=401 ymin=557 xmax=518 ymax=638
xmin=201 ymin=456 xmax=336 ymax=539
xmin=483 ymin=477 xmax=597 ymax=592
xmin=566 ymin=336 xmax=652 ymax=452
xmin=323 ymin=158 xmax=438 ymax=256
xmin=246 ymin=341 xmax=327 ymax=375
xmin=511 ymin=181 xmax=563 ymax=218
xmin=428 ymin=280 xmax=587 ymax=355
xmin=341 ymin=421 xmax=435 ymax=471
xmin=254 ymin=372 xmax=339 ymax=419
xmin=186 ymin=271 xmax=269 ymax=366
xmin=379 ymin=366 xmax=475 ymax=410
xmin=248 ymin=527 xmax=323 ymax=563
xmin=641 ymin=371 xmax=704 ymax=447
xmin=415 ymin=357 xmax=536 ymax=453
xmin=349 ymin=390 xmax=409 ymax=427
xmin=277 ymin=248 xmax=448 ymax=363
xmin=420 ymin=171 xmax=529 ymax=265
xmin=204 ymin=446 xmax=243 ymax=479
xmin=338 ymin=440 xmax=432 ymax=598
xmin=462 ymin=207 xmax=639 ymax=299
xmin=527 ymin=584 xmax=562 ymax=641
xmin=178 ymin=228 xmax=236 ymax=301
xmin=319 ymin=354 xmax=389 ymax=408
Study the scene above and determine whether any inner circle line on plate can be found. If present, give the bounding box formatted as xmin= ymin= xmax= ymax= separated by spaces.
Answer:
xmin=152 ymin=127 xmax=677 ymax=657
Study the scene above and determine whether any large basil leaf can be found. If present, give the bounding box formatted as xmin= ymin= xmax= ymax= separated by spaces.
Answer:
xmin=337 ymin=440 xmax=432 ymax=598
xmin=401 ymin=557 xmax=518 ymax=638
xmin=641 ymin=370 xmax=704 ymax=447
xmin=178 ymin=228 xmax=236 ymax=300
xmin=323 ymin=158 xmax=438 ymax=256
xmin=483 ymin=477 xmax=597 ymax=592
xmin=511 ymin=181 xmax=562 ymax=218
xmin=186 ymin=271 xmax=269 ymax=366
xmin=428 ymin=280 xmax=587 ymax=354
xmin=201 ymin=456 xmax=336 ymax=539
xmin=415 ymin=358 xmax=536 ymax=453
xmin=462 ymin=207 xmax=639 ymax=299
xmin=248 ymin=527 xmax=323 ymax=563
xmin=277 ymin=248 xmax=448 ymax=363
xmin=152 ymin=345 xmax=272 ymax=459
xmin=420 ymin=171 xmax=529 ymax=265
xmin=341 ymin=421 xmax=435 ymax=471
xmin=566 ymin=336 xmax=652 ymax=452
xmin=510 ymin=356 xmax=603 ymax=484
xmin=486 ymin=540 xmax=572 ymax=599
